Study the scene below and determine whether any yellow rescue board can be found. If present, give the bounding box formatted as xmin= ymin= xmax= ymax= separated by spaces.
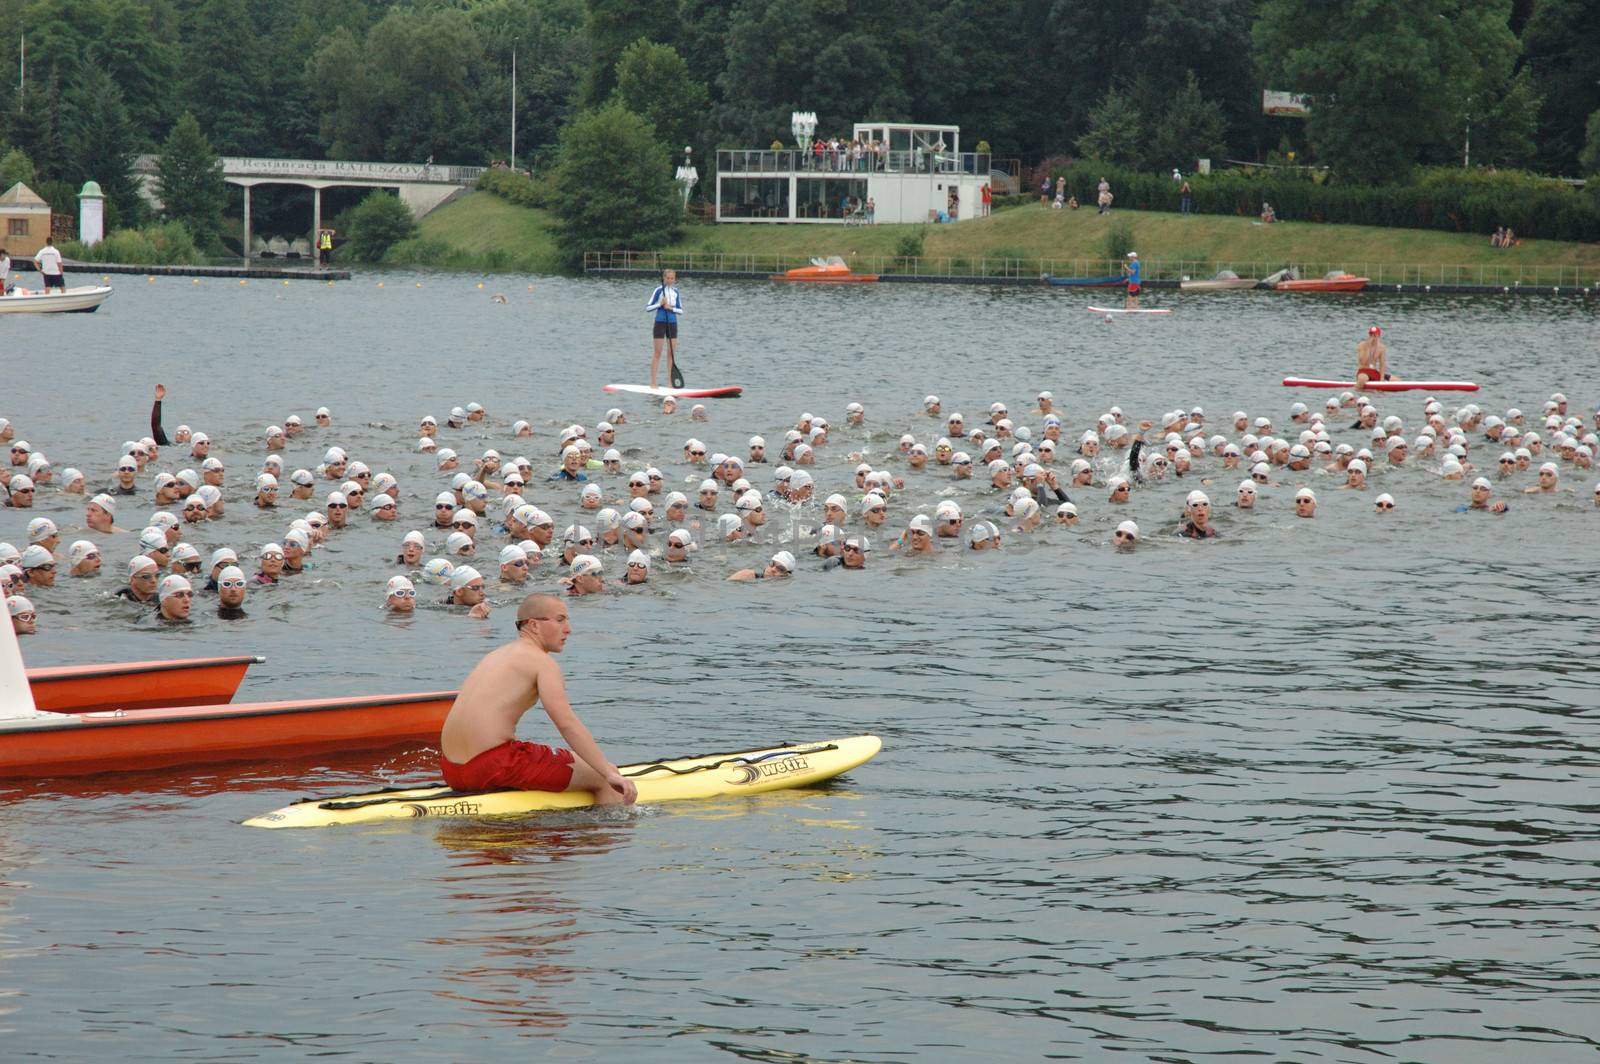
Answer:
xmin=243 ymin=735 xmax=882 ymax=829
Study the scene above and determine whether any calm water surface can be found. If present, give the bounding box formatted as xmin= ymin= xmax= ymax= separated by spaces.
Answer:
xmin=2 ymin=272 xmax=1599 ymax=1061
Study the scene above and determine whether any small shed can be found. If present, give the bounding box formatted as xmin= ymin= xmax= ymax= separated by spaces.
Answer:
xmin=0 ymin=182 xmax=52 ymax=257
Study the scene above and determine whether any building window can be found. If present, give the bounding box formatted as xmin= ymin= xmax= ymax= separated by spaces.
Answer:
xmin=718 ymin=177 xmax=789 ymax=219
xmin=7 ymin=218 xmax=28 ymax=237
xmin=796 ymin=178 xmax=868 ymax=220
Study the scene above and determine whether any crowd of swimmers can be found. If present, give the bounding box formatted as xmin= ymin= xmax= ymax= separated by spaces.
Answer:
xmin=5 ymin=382 xmax=1599 ymax=637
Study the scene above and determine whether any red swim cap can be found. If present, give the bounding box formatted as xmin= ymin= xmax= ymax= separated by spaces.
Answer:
xmin=1369 ymin=325 xmax=1381 ymax=335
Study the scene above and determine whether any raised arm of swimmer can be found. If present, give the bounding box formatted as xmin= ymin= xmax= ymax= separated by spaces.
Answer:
xmin=150 ymin=383 xmax=170 ymax=446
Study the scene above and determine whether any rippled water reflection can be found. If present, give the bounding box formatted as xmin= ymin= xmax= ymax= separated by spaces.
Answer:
xmin=2 ymin=273 xmax=1598 ymax=1060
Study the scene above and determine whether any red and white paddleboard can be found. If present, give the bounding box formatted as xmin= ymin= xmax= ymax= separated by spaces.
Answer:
xmin=603 ymin=383 xmax=744 ymax=399
xmin=1282 ymin=377 xmax=1479 ymax=393
xmin=1087 ymin=306 xmax=1171 ymax=315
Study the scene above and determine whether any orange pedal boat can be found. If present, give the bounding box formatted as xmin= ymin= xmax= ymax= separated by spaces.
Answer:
xmin=27 ymin=655 xmax=264 ymax=712
xmin=1 ymin=624 xmax=456 ymax=779
xmin=770 ymin=256 xmax=879 ymax=283
xmin=1274 ymin=270 xmax=1369 ymax=293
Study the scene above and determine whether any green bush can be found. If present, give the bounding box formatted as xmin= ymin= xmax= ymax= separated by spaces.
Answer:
xmin=61 ymin=221 xmax=201 ymax=265
xmin=343 ymin=192 xmax=418 ymax=261
xmin=1052 ymin=162 xmax=1600 ymax=242
xmin=476 ymin=168 xmax=555 ymax=209
xmin=1102 ymin=219 xmax=1135 ymax=260
xmin=893 ymin=226 xmax=927 ymax=258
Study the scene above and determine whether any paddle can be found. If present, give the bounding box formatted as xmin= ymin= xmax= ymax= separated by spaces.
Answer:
xmin=668 ymin=333 xmax=684 ymax=389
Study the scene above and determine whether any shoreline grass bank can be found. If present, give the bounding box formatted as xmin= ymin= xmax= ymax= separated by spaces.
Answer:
xmin=407 ymin=192 xmax=1600 ymax=282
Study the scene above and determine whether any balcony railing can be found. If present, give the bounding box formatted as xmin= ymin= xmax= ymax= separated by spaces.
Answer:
xmin=718 ymin=149 xmax=991 ymax=177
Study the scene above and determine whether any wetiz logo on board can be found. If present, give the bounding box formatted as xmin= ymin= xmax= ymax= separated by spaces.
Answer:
xmin=728 ymin=756 xmax=810 ymax=785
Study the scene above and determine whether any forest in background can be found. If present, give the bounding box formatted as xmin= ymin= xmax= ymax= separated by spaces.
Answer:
xmin=3 ymin=0 xmax=1598 ymax=260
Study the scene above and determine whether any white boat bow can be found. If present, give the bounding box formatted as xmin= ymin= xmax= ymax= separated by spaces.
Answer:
xmin=0 ymin=284 xmax=114 ymax=314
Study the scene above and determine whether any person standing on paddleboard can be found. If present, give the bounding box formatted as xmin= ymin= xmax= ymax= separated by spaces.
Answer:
xmin=647 ymin=269 xmax=684 ymax=388
xmin=438 ymin=594 xmax=637 ymax=806
xmin=1122 ymin=252 xmax=1142 ymax=310
xmin=1356 ymin=325 xmax=1389 ymax=385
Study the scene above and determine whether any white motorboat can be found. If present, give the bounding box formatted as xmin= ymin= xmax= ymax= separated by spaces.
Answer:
xmin=0 ymin=284 xmax=114 ymax=314
xmin=1180 ymin=269 xmax=1260 ymax=291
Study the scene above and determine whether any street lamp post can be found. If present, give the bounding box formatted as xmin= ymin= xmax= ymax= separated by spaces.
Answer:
xmin=510 ymin=38 xmax=518 ymax=169
xmin=675 ymin=146 xmax=698 ymax=211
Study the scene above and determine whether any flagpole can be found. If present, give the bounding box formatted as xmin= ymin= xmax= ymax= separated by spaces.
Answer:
xmin=510 ymin=39 xmax=517 ymax=168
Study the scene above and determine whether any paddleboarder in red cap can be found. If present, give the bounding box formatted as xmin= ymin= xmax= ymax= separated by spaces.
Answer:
xmin=1356 ymin=325 xmax=1389 ymax=386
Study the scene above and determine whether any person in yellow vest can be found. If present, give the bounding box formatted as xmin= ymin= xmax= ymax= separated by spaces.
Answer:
xmin=318 ymin=229 xmax=333 ymax=265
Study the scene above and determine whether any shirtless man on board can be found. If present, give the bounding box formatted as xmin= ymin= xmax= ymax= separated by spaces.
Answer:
xmin=1356 ymin=325 xmax=1389 ymax=385
xmin=438 ymin=594 xmax=638 ymax=805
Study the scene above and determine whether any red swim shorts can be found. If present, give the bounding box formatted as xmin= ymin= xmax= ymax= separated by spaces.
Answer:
xmin=441 ymin=740 xmax=575 ymax=792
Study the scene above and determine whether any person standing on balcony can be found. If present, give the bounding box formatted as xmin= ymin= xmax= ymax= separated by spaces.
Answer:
xmin=647 ymin=269 xmax=683 ymax=389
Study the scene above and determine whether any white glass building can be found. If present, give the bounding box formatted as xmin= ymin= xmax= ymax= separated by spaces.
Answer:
xmin=716 ymin=122 xmax=991 ymax=225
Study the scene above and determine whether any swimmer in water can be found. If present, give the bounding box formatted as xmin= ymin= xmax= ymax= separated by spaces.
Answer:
xmin=565 ymin=554 xmax=605 ymax=595
xmin=729 ymin=551 xmax=796 ymax=581
xmin=1180 ymin=490 xmax=1218 ymax=538
xmin=447 ymin=565 xmax=491 ymax=617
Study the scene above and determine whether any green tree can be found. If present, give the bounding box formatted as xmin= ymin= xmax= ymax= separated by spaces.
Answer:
xmin=465 ymin=0 xmax=589 ymax=164
xmin=1148 ymin=71 xmax=1227 ymax=172
xmin=549 ymin=102 xmax=679 ymax=265
xmin=155 ymin=113 xmax=227 ymax=246
xmin=179 ymin=0 xmax=266 ymax=154
xmin=1074 ymin=89 xmax=1144 ymax=166
xmin=1580 ymin=109 xmax=1600 ymax=177
xmin=93 ymin=0 xmax=179 ymax=139
xmin=611 ymin=39 xmax=710 ymax=155
xmin=1254 ymin=0 xmax=1523 ymax=181
xmin=1468 ymin=69 xmax=1541 ymax=168
xmin=343 ymin=191 xmax=417 ymax=261
xmin=580 ymin=0 xmax=681 ymax=106
xmin=307 ymin=8 xmax=487 ymax=162
xmin=1521 ymin=0 xmax=1600 ymax=174
xmin=64 ymin=66 xmax=142 ymax=223
xmin=5 ymin=69 xmax=69 ymax=181
xmin=0 ymin=149 xmax=38 ymax=191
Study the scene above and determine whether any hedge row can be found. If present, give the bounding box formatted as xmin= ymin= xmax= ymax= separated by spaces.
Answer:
xmin=476 ymin=167 xmax=553 ymax=209
xmin=1040 ymin=163 xmax=1600 ymax=243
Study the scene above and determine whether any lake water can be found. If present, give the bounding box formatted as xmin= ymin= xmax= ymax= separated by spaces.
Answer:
xmin=3 ymin=272 xmax=1599 ymax=1061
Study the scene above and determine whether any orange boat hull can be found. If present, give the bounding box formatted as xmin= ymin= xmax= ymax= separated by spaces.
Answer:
xmin=1274 ymin=276 xmax=1369 ymax=292
xmin=26 ymin=656 xmax=260 ymax=713
xmin=770 ymin=270 xmax=879 ymax=283
xmin=0 ymin=691 xmax=457 ymax=778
